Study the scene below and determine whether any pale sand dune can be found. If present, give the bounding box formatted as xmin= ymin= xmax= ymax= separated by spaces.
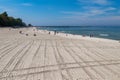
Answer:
xmin=0 ymin=27 xmax=120 ymax=80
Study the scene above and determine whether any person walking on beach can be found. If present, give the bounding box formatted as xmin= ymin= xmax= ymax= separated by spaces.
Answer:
xmin=54 ymin=30 xmax=57 ymax=35
xmin=90 ymin=34 xmax=93 ymax=37
xmin=48 ymin=32 xmax=50 ymax=35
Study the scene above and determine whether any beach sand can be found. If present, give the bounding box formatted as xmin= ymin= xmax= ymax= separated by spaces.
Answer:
xmin=0 ymin=27 xmax=120 ymax=80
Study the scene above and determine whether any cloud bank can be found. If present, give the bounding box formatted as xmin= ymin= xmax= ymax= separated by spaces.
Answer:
xmin=21 ymin=3 xmax=33 ymax=6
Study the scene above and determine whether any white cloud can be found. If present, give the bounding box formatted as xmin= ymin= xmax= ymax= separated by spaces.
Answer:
xmin=61 ymin=7 xmax=117 ymax=18
xmin=90 ymin=7 xmax=116 ymax=14
xmin=73 ymin=0 xmax=117 ymax=17
xmin=90 ymin=9 xmax=104 ymax=15
xmin=21 ymin=3 xmax=33 ymax=6
xmin=60 ymin=0 xmax=119 ymax=26
xmin=78 ymin=0 xmax=110 ymax=5
xmin=93 ymin=0 xmax=109 ymax=5
xmin=62 ymin=1 xmax=115 ymax=17
xmin=105 ymin=7 xmax=116 ymax=11
xmin=60 ymin=15 xmax=120 ymax=26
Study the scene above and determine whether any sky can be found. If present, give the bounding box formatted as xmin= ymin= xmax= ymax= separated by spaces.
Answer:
xmin=0 ymin=0 xmax=120 ymax=26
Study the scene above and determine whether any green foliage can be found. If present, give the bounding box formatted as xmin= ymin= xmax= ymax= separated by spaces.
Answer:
xmin=0 ymin=11 xmax=26 ymax=27
xmin=28 ymin=24 xmax=32 ymax=27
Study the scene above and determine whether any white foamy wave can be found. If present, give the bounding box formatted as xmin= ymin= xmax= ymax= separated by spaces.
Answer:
xmin=99 ymin=34 xmax=109 ymax=36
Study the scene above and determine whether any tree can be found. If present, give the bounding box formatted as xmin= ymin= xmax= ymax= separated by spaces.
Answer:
xmin=2 ymin=12 xmax=8 ymax=17
xmin=0 ymin=11 xmax=27 ymax=27
xmin=28 ymin=24 xmax=32 ymax=27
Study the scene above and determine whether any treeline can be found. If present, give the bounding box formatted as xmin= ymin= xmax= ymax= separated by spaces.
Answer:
xmin=0 ymin=12 xmax=29 ymax=27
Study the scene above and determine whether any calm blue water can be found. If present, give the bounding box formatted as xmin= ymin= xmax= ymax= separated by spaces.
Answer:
xmin=37 ymin=26 xmax=120 ymax=40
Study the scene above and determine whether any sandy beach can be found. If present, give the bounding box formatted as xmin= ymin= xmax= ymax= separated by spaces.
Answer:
xmin=0 ymin=27 xmax=120 ymax=80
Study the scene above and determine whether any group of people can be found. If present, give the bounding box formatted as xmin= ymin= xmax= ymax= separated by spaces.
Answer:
xmin=48 ymin=30 xmax=59 ymax=35
xmin=19 ymin=29 xmax=94 ymax=38
xmin=90 ymin=34 xmax=94 ymax=37
xmin=19 ymin=30 xmax=37 ymax=36
xmin=82 ymin=34 xmax=94 ymax=37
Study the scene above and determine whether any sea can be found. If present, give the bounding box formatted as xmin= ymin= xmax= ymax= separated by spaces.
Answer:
xmin=37 ymin=26 xmax=120 ymax=40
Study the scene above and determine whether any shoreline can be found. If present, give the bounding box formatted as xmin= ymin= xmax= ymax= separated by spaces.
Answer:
xmin=1 ymin=26 xmax=119 ymax=41
xmin=35 ymin=27 xmax=119 ymax=42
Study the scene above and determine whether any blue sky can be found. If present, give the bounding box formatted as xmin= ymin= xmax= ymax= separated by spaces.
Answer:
xmin=0 ymin=0 xmax=120 ymax=26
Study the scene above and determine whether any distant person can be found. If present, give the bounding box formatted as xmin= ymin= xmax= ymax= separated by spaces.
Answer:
xmin=56 ymin=31 xmax=59 ymax=35
xmin=54 ymin=30 xmax=57 ymax=35
xmin=26 ymin=34 xmax=28 ymax=36
xmin=90 ymin=34 xmax=92 ymax=37
xmin=33 ymin=29 xmax=35 ymax=31
xmin=48 ymin=32 xmax=50 ymax=34
xmin=19 ymin=31 xmax=22 ymax=34
xmin=34 ymin=34 xmax=36 ymax=36
xmin=82 ymin=35 xmax=86 ymax=37
xmin=92 ymin=34 xmax=94 ymax=37
xmin=90 ymin=34 xmax=93 ymax=37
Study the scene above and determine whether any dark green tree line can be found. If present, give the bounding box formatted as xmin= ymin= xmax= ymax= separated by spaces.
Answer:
xmin=0 ymin=12 xmax=27 ymax=27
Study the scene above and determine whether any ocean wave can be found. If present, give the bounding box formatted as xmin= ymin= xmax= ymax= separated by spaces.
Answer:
xmin=99 ymin=34 xmax=109 ymax=36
